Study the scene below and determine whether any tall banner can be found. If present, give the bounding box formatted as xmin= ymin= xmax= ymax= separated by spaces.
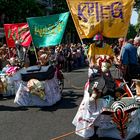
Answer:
xmin=27 ymin=12 xmax=69 ymax=48
xmin=66 ymin=0 xmax=134 ymax=39
xmin=4 ymin=23 xmax=32 ymax=48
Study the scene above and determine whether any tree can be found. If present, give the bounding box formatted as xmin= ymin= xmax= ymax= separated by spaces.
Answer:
xmin=0 ymin=0 xmax=45 ymax=25
xmin=134 ymin=0 xmax=140 ymax=12
xmin=127 ymin=24 xmax=137 ymax=39
xmin=135 ymin=10 xmax=140 ymax=33
xmin=52 ymin=0 xmax=79 ymax=43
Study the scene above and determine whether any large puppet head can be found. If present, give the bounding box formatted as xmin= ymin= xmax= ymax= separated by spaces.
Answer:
xmin=27 ymin=79 xmax=45 ymax=100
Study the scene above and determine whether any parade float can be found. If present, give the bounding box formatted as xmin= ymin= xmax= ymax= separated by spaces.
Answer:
xmin=0 ymin=12 xmax=69 ymax=106
xmin=13 ymin=64 xmax=62 ymax=106
xmin=0 ymin=58 xmax=20 ymax=97
xmin=66 ymin=0 xmax=140 ymax=139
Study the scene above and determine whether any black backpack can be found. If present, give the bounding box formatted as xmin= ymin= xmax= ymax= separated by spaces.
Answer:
xmin=21 ymin=65 xmax=55 ymax=81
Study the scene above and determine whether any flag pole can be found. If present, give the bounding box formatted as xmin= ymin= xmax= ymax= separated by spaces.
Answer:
xmin=66 ymin=0 xmax=84 ymax=45
xmin=31 ymin=42 xmax=39 ymax=63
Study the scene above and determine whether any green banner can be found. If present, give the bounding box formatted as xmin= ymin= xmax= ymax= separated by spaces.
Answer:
xmin=27 ymin=12 xmax=69 ymax=47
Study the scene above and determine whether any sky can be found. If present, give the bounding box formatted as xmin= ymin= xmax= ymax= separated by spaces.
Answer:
xmin=130 ymin=10 xmax=138 ymax=25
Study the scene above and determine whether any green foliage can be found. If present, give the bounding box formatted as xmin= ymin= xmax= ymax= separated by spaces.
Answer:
xmin=127 ymin=24 xmax=137 ymax=39
xmin=52 ymin=0 xmax=76 ymax=33
xmin=135 ymin=10 xmax=140 ymax=33
xmin=52 ymin=0 xmax=69 ymax=14
xmin=134 ymin=0 xmax=140 ymax=12
xmin=1 ymin=0 xmax=138 ymax=41
xmin=0 ymin=0 xmax=45 ymax=24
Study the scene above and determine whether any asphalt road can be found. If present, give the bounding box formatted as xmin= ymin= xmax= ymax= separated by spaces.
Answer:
xmin=1 ymin=67 xmax=139 ymax=140
xmin=0 ymin=67 xmax=88 ymax=140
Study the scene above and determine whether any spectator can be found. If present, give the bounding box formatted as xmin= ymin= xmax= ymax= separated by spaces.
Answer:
xmin=56 ymin=46 xmax=65 ymax=70
xmin=120 ymin=37 xmax=140 ymax=85
xmin=63 ymin=44 xmax=72 ymax=72
xmin=28 ymin=47 xmax=37 ymax=66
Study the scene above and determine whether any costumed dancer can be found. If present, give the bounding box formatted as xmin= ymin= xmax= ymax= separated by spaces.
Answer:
xmin=73 ymin=34 xmax=140 ymax=140
xmin=72 ymin=34 xmax=117 ymax=139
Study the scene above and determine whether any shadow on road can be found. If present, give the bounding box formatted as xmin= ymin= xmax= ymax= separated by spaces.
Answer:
xmin=0 ymin=91 xmax=83 ymax=112
xmin=40 ymin=91 xmax=83 ymax=112
xmin=0 ymin=95 xmax=15 ymax=101
xmin=0 ymin=105 xmax=28 ymax=111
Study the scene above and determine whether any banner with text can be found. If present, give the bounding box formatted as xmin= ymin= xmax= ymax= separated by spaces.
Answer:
xmin=27 ymin=12 xmax=69 ymax=47
xmin=66 ymin=0 xmax=134 ymax=39
xmin=4 ymin=23 xmax=32 ymax=48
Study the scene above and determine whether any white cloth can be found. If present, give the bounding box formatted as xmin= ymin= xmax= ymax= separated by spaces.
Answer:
xmin=0 ymin=73 xmax=20 ymax=96
xmin=72 ymin=83 xmax=113 ymax=138
xmin=14 ymin=76 xmax=61 ymax=106
xmin=13 ymin=67 xmax=61 ymax=106
xmin=72 ymin=82 xmax=140 ymax=139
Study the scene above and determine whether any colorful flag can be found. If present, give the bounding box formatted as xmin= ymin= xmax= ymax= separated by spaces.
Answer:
xmin=27 ymin=12 xmax=69 ymax=48
xmin=66 ymin=0 xmax=134 ymax=39
xmin=4 ymin=23 xmax=32 ymax=48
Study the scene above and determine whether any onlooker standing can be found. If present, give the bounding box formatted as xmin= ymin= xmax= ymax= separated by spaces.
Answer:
xmin=136 ymin=35 xmax=140 ymax=64
xmin=63 ymin=44 xmax=72 ymax=72
xmin=28 ymin=47 xmax=37 ymax=66
xmin=120 ymin=37 xmax=140 ymax=85
xmin=56 ymin=46 xmax=65 ymax=70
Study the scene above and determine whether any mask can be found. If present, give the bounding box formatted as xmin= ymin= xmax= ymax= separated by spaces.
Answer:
xmin=95 ymin=41 xmax=103 ymax=47
xmin=27 ymin=79 xmax=45 ymax=100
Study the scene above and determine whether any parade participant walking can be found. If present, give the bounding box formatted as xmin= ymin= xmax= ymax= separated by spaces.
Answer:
xmin=72 ymin=34 xmax=116 ymax=139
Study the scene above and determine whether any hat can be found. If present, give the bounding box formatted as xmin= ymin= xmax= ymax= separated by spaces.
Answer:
xmin=93 ymin=34 xmax=103 ymax=41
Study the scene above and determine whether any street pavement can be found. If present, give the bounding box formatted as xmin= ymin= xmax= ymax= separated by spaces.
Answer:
xmin=0 ymin=67 xmax=88 ymax=140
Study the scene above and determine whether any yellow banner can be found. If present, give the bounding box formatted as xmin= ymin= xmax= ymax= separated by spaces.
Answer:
xmin=66 ymin=0 xmax=134 ymax=39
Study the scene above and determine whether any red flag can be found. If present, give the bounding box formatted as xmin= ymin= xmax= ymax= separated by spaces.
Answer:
xmin=4 ymin=23 xmax=32 ymax=48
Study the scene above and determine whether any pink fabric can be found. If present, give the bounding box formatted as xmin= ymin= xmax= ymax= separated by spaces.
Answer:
xmin=84 ymin=81 xmax=89 ymax=90
xmin=6 ymin=66 xmax=18 ymax=76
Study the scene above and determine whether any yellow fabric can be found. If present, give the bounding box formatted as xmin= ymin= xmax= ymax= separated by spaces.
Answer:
xmin=66 ymin=0 xmax=134 ymax=39
xmin=88 ymin=43 xmax=114 ymax=63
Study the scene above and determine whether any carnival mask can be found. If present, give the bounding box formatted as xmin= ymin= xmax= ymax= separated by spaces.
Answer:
xmin=27 ymin=79 xmax=45 ymax=100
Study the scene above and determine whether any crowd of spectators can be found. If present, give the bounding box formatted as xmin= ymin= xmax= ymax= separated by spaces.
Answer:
xmin=0 ymin=42 xmax=88 ymax=72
